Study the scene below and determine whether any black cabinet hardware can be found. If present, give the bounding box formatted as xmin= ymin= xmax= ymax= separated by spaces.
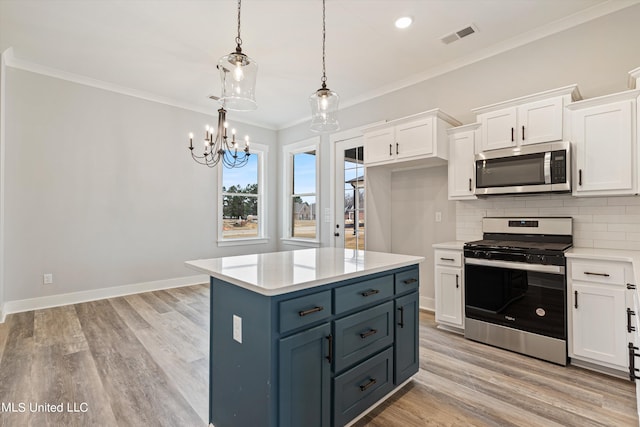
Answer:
xmin=398 ymin=306 xmax=405 ymax=328
xmin=361 ymin=289 xmax=380 ymax=297
xmin=511 ymin=127 xmax=514 ymax=142
xmin=396 ymin=143 xmax=399 ymax=155
xmin=359 ymin=378 xmax=377 ymax=392
xmin=579 ymin=169 xmax=582 ymax=186
xmin=389 ymin=144 xmax=392 ymax=156
xmin=360 ymin=329 xmax=378 ymax=339
xmin=468 ymin=178 xmax=472 ymax=192
xmin=403 ymin=278 xmax=418 ymax=284
xmin=326 ymin=335 xmax=333 ymax=364
xmin=522 ymin=125 xmax=525 ymax=140
xmin=628 ymin=308 xmax=636 ymax=333
xmin=455 ymin=274 xmax=459 ymax=289
xmin=628 ymin=284 xmax=637 ymax=290
xmin=574 ymin=290 xmax=578 ymax=309
xmin=584 ymin=271 xmax=610 ymax=277
xmin=298 ymin=306 xmax=323 ymax=317
xmin=440 ymin=257 xmax=455 ymax=262
xmin=629 ymin=342 xmax=639 ymax=381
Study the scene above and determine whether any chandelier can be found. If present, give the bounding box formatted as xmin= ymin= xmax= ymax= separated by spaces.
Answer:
xmin=188 ymin=0 xmax=256 ymax=168
xmin=309 ymin=0 xmax=339 ymax=133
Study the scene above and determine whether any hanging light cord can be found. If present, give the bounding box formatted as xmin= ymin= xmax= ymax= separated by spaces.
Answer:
xmin=236 ymin=0 xmax=243 ymax=51
xmin=321 ymin=0 xmax=327 ymax=89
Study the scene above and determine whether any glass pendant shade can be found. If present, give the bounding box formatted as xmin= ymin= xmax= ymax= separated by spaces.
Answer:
xmin=218 ymin=51 xmax=258 ymax=111
xmin=309 ymin=87 xmax=340 ymax=133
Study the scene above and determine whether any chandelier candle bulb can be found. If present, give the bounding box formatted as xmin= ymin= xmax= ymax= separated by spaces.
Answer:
xmin=189 ymin=133 xmax=194 ymax=149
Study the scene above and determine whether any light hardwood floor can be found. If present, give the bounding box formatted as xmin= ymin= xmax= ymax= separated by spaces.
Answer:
xmin=0 ymin=284 xmax=636 ymax=426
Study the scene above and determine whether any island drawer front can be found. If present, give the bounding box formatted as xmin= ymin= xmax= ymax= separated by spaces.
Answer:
xmin=333 ymin=347 xmax=394 ymax=427
xmin=395 ymin=267 xmax=420 ymax=294
xmin=279 ymin=290 xmax=332 ymax=334
xmin=570 ymin=261 xmax=625 ymax=285
xmin=333 ymin=301 xmax=394 ymax=373
xmin=334 ymin=275 xmax=394 ymax=314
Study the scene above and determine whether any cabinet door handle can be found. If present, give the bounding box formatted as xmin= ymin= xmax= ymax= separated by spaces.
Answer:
xmin=361 ymin=289 xmax=380 ymax=297
xmin=468 ymin=178 xmax=472 ymax=192
xmin=511 ymin=127 xmax=514 ymax=142
xmin=440 ymin=257 xmax=455 ymax=262
xmin=298 ymin=306 xmax=323 ymax=317
xmin=398 ymin=306 xmax=405 ymax=328
xmin=389 ymin=144 xmax=392 ymax=156
xmin=360 ymin=329 xmax=378 ymax=339
xmin=574 ymin=290 xmax=578 ymax=309
xmin=522 ymin=125 xmax=525 ymax=140
xmin=326 ymin=335 xmax=333 ymax=364
xmin=403 ymin=278 xmax=418 ymax=284
xmin=359 ymin=378 xmax=377 ymax=392
xmin=628 ymin=308 xmax=636 ymax=333
xmin=629 ymin=342 xmax=640 ymax=381
xmin=628 ymin=284 xmax=637 ymax=290
xmin=456 ymin=274 xmax=459 ymax=289
xmin=396 ymin=143 xmax=399 ymax=155
xmin=579 ymin=169 xmax=582 ymax=186
xmin=584 ymin=271 xmax=610 ymax=278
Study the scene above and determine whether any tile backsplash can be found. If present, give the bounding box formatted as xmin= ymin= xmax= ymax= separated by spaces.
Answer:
xmin=456 ymin=194 xmax=640 ymax=250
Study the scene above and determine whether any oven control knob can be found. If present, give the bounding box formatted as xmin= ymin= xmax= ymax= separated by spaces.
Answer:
xmin=525 ymin=254 xmax=534 ymax=263
xmin=539 ymin=255 xmax=546 ymax=264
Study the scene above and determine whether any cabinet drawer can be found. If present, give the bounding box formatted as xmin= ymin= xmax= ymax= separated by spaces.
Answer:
xmin=334 ymin=275 xmax=394 ymax=314
xmin=435 ymin=250 xmax=462 ymax=267
xmin=333 ymin=301 xmax=394 ymax=373
xmin=279 ymin=290 xmax=332 ymax=334
xmin=570 ymin=261 xmax=625 ymax=286
xmin=333 ymin=347 xmax=394 ymax=427
xmin=395 ymin=267 xmax=420 ymax=294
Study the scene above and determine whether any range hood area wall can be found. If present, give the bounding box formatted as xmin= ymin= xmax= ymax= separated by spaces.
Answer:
xmin=456 ymin=194 xmax=640 ymax=251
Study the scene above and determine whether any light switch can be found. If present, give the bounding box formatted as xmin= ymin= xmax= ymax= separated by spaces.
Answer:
xmin=435 ymin=211 xmax=442 ymax=222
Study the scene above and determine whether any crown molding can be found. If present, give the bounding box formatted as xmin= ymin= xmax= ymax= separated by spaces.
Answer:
xmin=2 ymin=47 xmax=276 ymax=131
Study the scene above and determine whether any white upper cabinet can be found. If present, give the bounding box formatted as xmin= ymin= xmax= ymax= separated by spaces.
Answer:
xmin=363 ymin=109 xmax=461 ymax=168
xmin=567 ymin=90 xmax=639 ymax=197
xmin=447 ymin=123 xmax=480 ymax=200
xmin=472 ymin=85 xmax=581 ymax=152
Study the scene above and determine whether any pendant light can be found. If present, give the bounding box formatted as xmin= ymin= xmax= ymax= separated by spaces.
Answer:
xmin=218 ymin=0 xmax=258 ymax=111
xmin=309 ymin=0 xmax=339 ymax=133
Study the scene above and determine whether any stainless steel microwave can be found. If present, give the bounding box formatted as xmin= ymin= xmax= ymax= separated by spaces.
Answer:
xmin=474 ymin=141 xmax=570 ymax=196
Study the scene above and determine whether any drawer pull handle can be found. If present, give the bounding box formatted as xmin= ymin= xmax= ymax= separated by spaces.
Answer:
xmin=403 ymin=278 xmax=418 ymax=284
xmin=440 ymin=257 xmax=455 ymax=262
xmin=574 ymin=290 xmax=578 ymax=309
xmin=511 ymin=127 xmax=514 ymax=142
xmin=584 ymin=272 xmax=610 ymax=277
xmin=398 ymin=306 xmax=405 ymax=328
xmin=298 ymin=306 xmax=324 ymax=317
xmin=456 ymin=274 xmax=459 ymax=289
xmin=360 ymin=329 xmax=378 ymax=339
xmin=361 ymin=289 xmax=380 ymax=297
xmin=389 ymin=144 xmax=392 ymax=156
xmin=326 ymin=335 xmax=333 ymax=364
xmin=628 ymin=284 xmax=637 ymax=290
xmin=468 ymin=178 xmax=472 ymax=192
xmin=359 ymin=378 xmax=377 ymax=392
xmin=628 ymin=308 xmax=636 ymax=333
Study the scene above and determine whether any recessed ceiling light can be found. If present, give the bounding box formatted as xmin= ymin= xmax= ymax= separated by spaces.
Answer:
xmin=395 ymin=16 xmax=413 ymax=29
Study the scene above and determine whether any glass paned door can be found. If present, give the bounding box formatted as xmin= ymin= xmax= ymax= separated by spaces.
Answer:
xmin=334 ymin=137 xmax=365 ymax=250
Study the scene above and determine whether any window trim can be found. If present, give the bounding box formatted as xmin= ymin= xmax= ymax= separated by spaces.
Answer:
xmin=282 ymin=136 xmax=320 ymax=246
xmin=217 ymin=142 xmax=269 ymax=246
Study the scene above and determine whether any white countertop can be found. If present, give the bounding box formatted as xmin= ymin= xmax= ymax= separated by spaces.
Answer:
xmin=185 ymin=248 xmax=424 ymax=296
xmin=432 ymin=241 xmax=466 ymax=250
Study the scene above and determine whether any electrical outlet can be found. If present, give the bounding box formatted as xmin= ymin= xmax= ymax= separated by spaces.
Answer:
xmin=43 ymin=274 xmax=53 ymax=285
xmin=435 ymin=211 xmax=442 ymax=222
xmin=233 ymin=315 xmax=242 ymax=343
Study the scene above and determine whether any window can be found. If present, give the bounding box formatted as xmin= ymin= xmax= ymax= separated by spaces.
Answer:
xmin=283 ymin=137 xmax=319 ymax=244
xmin=218 ymin=144 xmax=267 ymax=244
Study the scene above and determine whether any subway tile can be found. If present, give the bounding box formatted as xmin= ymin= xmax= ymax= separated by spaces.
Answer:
xmin=538 ymin=207 xmax=580 ymax=216
xmin=592 ymin=214 xmax=640 ymax=223
xmin=525 ymin=199 xmax=565 ymax=208
xmin=573 ymin=223 xmax=608 ymax=232
xmin=607 ymin=196 xmax=640 ymax=206
xmin=627 ymin=206 xmax=640 ymax=214
xmin=579 ymin=206 xmax=626 ymax=215
xmin=563 ymin=197 xmax=608 ymax=207
xmin=626 ymin=233 xmax=640 ymax=241
xmin=572 ymin=238 xmax=594 ymax=248
xmin=576 ymin=231 xmax=626 ymax=241
xmin=608 ymin=223 xmax=640 ymax=232
xmin=593 ymin=240 xmax=640 ymax=251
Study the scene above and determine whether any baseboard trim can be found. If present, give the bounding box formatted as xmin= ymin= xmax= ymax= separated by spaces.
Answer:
xmin=0 ymin=274 xmax=209 ymax=323
xmin=419 ymin=296 xmax=435 ymax=312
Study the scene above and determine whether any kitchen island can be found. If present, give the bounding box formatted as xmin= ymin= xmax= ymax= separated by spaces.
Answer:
xmin=186 ymin=247 xmax=424 ymax=427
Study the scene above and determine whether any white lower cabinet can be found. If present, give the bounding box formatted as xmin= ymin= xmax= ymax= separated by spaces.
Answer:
xmin=434 ymin=248 xmax=464 ymax=331
xmin=568 ymin=257 xmax=633 ymax=373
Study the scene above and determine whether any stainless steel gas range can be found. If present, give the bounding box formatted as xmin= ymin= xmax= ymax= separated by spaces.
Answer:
xmin=463 ymin=217 xmax=573 ymax=365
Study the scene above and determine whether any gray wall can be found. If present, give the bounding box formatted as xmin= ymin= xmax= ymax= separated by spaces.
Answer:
xmin=3 ymin=68 xmax=278 ymax=302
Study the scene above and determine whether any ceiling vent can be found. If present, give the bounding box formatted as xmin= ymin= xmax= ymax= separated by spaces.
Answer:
xmin=441 ymin=24 xmax=478 ymax=45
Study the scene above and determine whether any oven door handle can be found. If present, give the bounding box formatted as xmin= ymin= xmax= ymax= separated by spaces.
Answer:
xmin=464 ymin=257 xmax=565 ymax=274
xmin=544 ymin=151 xmax=552 ymax=184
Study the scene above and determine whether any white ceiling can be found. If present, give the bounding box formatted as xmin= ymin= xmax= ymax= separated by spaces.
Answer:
xmin=1 ymin=0 xmax=637 ymax=130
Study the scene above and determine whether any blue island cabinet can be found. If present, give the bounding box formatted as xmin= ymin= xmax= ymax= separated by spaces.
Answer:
xmin=208 ymin=265 xmax=420 ymax=427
